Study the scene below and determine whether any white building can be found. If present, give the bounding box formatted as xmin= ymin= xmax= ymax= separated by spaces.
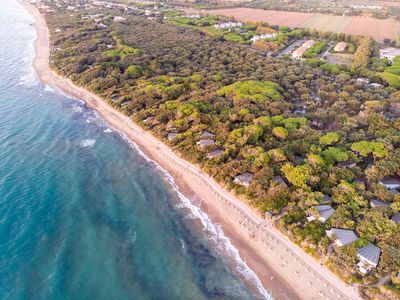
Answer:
xmin=214 ymin=22 xmax=242 ymax=29
xmin=250 ymin=33 xmax=276 ymax=43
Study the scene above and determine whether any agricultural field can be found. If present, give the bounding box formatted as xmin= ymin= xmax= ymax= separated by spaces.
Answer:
xmin=207 ymin=8 xmax=316 ymax=27
xmin=207 ymin=7 xmax=399 ymax=42
xmin=301 ymin=15 xmax=352 ymax=34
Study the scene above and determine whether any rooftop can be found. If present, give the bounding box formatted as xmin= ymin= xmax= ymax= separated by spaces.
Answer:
xmin=207 ymin=148 xmax=224 ymax=159
xmin=234 ymin=172 xmax=254 ymax=186
xmin=370 ymin=199 xmax=390 ymax=208
xmin=357 ymin=243 xmax=381 ymax=267
xmin=392 ymin=212 xmax=400 ymax=224
xmin=326 ymin=228 xmax=358 ymax=246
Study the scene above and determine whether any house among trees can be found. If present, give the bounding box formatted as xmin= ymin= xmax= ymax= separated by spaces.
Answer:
xmin=357 ymin=243 xmax=381 ymax=274
xmin=292 ymin=40 xmax=315 ymax=59
xmin=338 ymin=160 xmax=357 ymax=169
xmin=326 ymin=228 xmax=358 ymax=247
xmin=370 ymin=199 xmax=390 ymax=208
xmin=200 ymin=131 xmax=215 ymax=139
xmin=378 ymin=176 xmax=400 ymax=190
xmin=167 ymin=132 xmax=177 ymax=141
xmin=306 ymin=205 xmax=335 ymax=223
xmin=113 ymin=16 xmax=126 ymax=23
xmin=379 ymin=47 xmax=400 ymax=61
xmin=234 ymin=172 xmax=253 ymax=187
xmin=207 ymin=148 xmax=224 ymax=159
xmin=334 ymin=42 xmax=347 ymax=52
xmin=196 ymin=139 xmax=214 ymax=149
xmin=272 ymin=175 xmax=287 ymax=187
xmin=392 ymin=212 xmax=400 ymax=224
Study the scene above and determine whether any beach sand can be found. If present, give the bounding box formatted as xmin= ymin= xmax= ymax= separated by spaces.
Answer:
xmin=19 ymin=1 xmax=361 ymax=299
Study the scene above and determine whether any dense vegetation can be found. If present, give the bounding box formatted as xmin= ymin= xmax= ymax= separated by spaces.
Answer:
xmin=46 ymin=7 xmax=400 ymax=297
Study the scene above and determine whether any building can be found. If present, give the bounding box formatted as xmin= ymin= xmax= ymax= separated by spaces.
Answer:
xmin=370 ymin=199 xmax=390 ymax=208
xmin=307 ymin=205 xmax=335 ymax=223
xmin=379 ymin=176 xmax=400 ymax=189
xmin=292 ymin=40 xmax=315 ymax=59
xmin=167 ymin=132 xmax=177 ymax=141
xmin=334 ymin=42 xmax=348 ymax=52
xmin=196 ymin=139 xmax=214 ymax=149
xmin=207 ymin=148 xmax=224 ymax=159
xmin=200 ymin=131 xmax=215 ymax=139
xmin=338 ymin=161 xmax=357 ymax=169
xmin=326 ymin=228 xmax=358 ymax=247
xmin=357 ymin=243 xmax=381 ymax=273
xmin=356 ymin=78 xmax=370 ymax=86
xmin=392 ymin=212 xmax=400 ymax=224
xmin=214 ymin=22 xmax=242 ymax=29
xmin=234 ymin=172 xmax=254 ymax=187
xmin=380 ymin=47 xmax=400 ymax=61
xmin=272 ymin=175 xmax=287 ymax=187
xmin=250 ymin=33 xmax=276 ymax=43
xmin=113 ymin=16 xmax=126 ymax=23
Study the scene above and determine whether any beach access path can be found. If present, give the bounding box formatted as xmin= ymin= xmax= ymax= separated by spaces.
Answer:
xmin=19 ymin=1 xmax=361 ymax=299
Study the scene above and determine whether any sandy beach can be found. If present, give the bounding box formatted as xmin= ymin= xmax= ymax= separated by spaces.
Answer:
xmin=19 ymin=1 xmax=361 ymax=299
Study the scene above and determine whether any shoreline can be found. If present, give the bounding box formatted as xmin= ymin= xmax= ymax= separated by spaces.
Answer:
xmin=19 ymin=1 xmax=361 ymax=299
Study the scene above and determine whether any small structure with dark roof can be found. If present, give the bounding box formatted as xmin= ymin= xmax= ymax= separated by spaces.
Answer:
xmin=338 ymin=161 xmax=357 ymax=169
xmin=392 ymin=212 xmax=400 ymax=224
xmin=307 ymin=205 xmax=335 ymax=223
xmin=370 ymin=199 xmax=390 ymax=208
xmin=357 ymin=243 xmax=381 ymax=273
xmin=272 ymin=175 xmax=287 ymax=187
xmin=196 ymin=139 xmax=214 ymax=149
xmin=234 ymin=172 xmax=253 ymax=187
xmin=379 ymin=176 xmax=400 ymax=190
xmin=326 ymin=228 xmax=358 ymax=247
xmin=200 ymin=131 xmax=215 ymax=139
xmin=207 ymin=148 xmax=224 ymax=159
xmin=167 ymin=132 xmax=178 ymax=141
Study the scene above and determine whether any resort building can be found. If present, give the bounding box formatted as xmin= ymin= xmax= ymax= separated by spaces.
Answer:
xmin=391 ymin=189 xmax=399 ymax=196
xmin=370 ymin=199 xmax=389 ymax=208
xmin=292 ymin=40 xmax=315 ymax=59
xmin=334 ymin=42 xmax=348 ymax=52
xmin=113 ymin=16 xmax=126 ymax=23
xmin=207 ymin=148 xmax=224 ymax=159
xmin=200 ymin=131 xmax=215 ymax=139
xmin=250 ymin=33 xmax=276 ymax=43
xmin=214 ymin=22 xmax=242 ymax=29
xmin=167 ymin=132 xmax=178 ymax=141
xmin=326 ymin=228 xmax=358 ymax=247
xmin=306 ymin=205 xmax=335 ymax=223
xmin=196 ymin=139 xmax=215 ymax=149
xmin=379 ymin=176 xmax=400 ymax=189
xmin=338 ymin=160 xmax=357 ymax=169
xmin=234 ymin=172 xmax=254 ymax=187
xmin=357 ymin=78 xmax=370 ymax=85
xmin=272 ymin=175 xmax=287 ymax=187
xmin=357 ymin=243 xmax=381 ymax=274
xmin=392 ymin=212 xmax=400 ymax=224
xmin=380 ymin=47 xmax=400 ymax=61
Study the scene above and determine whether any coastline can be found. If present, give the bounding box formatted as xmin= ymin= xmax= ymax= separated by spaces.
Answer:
xmin=19 ymin=1 xmax=361 ymax=299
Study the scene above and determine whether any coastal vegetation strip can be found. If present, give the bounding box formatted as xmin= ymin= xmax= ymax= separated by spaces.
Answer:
xmin=33 ymin=1 xmax=400 ymax=298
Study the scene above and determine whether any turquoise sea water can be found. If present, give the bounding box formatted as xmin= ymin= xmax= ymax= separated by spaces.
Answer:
xmin=0 ymin=1 xmax=271 ymax=299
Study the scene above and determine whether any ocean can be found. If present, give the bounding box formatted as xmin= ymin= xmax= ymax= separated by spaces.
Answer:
xmin=0 ymin=1 xmax=270 ymax=299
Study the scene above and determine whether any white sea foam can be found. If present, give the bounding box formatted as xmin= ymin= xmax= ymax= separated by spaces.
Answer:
xmin=79 ymin=139 xmax=96 ymax=148
xmin=103 ymin=128 xmax=113 ymax=133
xmin=120 ymin=136 xmax=273 ymax=300
xmin=62 ymin=96 xmax=273 ymax=299
xmin=43 ymin=85 xmax=55 ymax=93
